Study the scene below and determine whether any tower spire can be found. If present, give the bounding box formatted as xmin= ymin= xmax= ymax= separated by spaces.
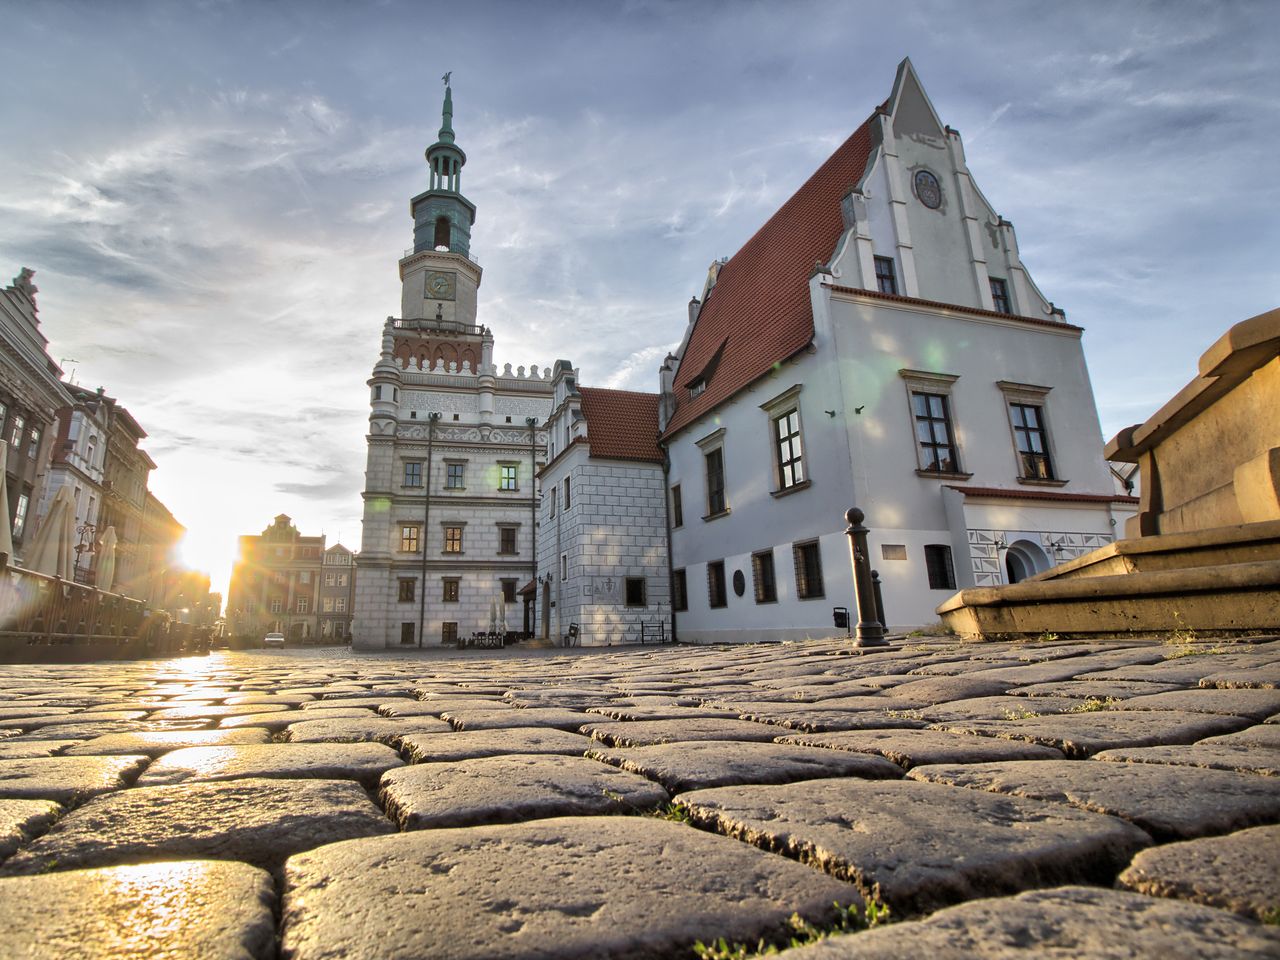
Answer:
xmin=409 ymin=73 xmax=477 ymax=259
xmin=438 ymin=73 xmax=455 ymax=144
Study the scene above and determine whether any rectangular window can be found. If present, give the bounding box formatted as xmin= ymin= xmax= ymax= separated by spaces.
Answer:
xmin=925 ymin=544 xmax=957 ymax=590
xmin=446 ymin=462 xmax=465 ymax=489
xmin=398 ymin=578 xmax=416 ymax=602
xmin=11 ymin=493 xmax=27 ymax=538
xmin=912 ymin=392 xmax=959 ymax=473
xmin=442 ymin=578 xmax=460 ymax=602
xmin=299 ymin=571 xmax=311 ymax=584
xmin=671 ymin=484 xmax=683 ymax=527
xmin=443 ymin=526 xmax=463 ymax=553
xmin=548 ymin=485 xmax=557 ymax=518
xmin=335 ymin=598 xmax=346 ymax=612
xmin=773 ymin=409 xmax=804 ymax=489
xmin=295 ymin=597 xmax=309 ymax=614
xmin=874 ymin=256 xmax=898 ymax=295
xmin=400 ymin=525 xmax=420 ymax=553
xmin=270 ymin=599 xmax=282 ymax=614
xmin=673 ymin=569 xmax=688 ymax=611
xmin=990 ymin=278 xmax=1011 ymax=314
xmin=1010 ymin=403 xmax=1054 ymax=479
xmin=562 ymin=476 xmax=571 ymax=510
xmin=751 ymin=550 xmax=777 ymax=603
xmin=560 ymin=554 xmax=568 ymax=580
xmin=625 ymin=577 xmax=646 ymax=607
xmin=793 ymin=541 xmax=825 ymax=599
xmin=403 ymin=461 xmax=423 ymax=487
xmin=499 ymin=463 xmax=518 ymax=491
xmin=322 ymin=597 xmax=334 ymax=612
xmin=400 ymin=622 xmax=415 ymax=645
xmin=26 ymin=427 xmax=39 ymax=459
xmin=325 ymin=572 xmax=336 ymax=586
xmin=498 ymin=525 xmax=518 ymax=555
xmin=706 ymin=561 xmax=727 ymax=608
xmin=441 ymin=622 xmax=458 ymax=645
xmin=9 ymin=415 xmax=24 ymax=450
xmin=338 ymin=573 xmax=348 ymax=586
xmin=501 ymin=578 xmax=517 ymax=603
xmin=705 ymin=447 xmax=726 ymax=516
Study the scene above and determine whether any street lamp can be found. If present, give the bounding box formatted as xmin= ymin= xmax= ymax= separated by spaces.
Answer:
xmin=74 ymin=522 xmax=98 ymax=584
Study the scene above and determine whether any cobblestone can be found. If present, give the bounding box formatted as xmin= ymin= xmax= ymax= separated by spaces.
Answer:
xmin=0 ymin=636 xmax=1276 ymax=956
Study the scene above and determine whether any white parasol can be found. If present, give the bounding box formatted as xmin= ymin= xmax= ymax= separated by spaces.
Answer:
xmin=96 ymin=525 xmax=118 ymax=592
xmin=0 ymin=441 xmax=12 ymax=567
xmin=25 ymin=486 xmax=76 ymax=580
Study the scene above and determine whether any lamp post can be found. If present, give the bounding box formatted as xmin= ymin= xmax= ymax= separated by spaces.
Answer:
xmin=74 ymin=522 xmax=98 ymax=585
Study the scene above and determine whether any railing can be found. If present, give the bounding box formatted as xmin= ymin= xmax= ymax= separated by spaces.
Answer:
xmin=0 ymin=566 xmax=199 ymax=662
xmin=402 ymin=246 xmax=480 ymax=265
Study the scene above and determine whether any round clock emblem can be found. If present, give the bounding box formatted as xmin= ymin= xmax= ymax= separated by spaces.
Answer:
xmin=914 ymin=169 xmax=942 ymax=209
xmin=427 ymin=272 xmax=454 ymax=298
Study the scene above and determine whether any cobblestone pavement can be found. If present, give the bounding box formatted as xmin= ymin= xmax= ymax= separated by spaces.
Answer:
xmin=1 ymin=636 xmax=1278 ymax=958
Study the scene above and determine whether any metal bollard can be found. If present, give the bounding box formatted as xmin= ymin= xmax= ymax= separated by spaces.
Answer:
xmin=845 ymin=507 xmax=889 ymax=648
xmin=871 ymin=569 xmax=887 ymax=629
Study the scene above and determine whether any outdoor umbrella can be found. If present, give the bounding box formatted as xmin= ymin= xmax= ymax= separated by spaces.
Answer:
xmin=25 ymin=486 xmax=76 ymax=580
xmin=0 ymin=441 xmax=12 ymax=567
xmin=96 ymin=526 xmax=118 ymax=592
xmin=497 ymin=593 xmax=508 ymax=634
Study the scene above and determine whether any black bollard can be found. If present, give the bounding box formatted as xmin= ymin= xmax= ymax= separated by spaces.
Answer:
xmin=871 ymin=569 xmax=887 ymax=629
xmin=845 ymin=507 xmax=889 ymax=647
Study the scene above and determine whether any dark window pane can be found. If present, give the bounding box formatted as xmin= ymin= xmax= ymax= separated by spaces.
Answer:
xmin=925 ymin=544 xmax=956 ymax=590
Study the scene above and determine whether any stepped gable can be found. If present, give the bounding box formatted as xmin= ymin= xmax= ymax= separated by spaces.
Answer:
xmin=578 ymin=387 xmax=661 ymax=463
xmin=661 ymin=116 xmax=877 ymax=439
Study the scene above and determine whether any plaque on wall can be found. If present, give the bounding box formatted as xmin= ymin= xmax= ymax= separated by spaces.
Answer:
xmin=425 ymin=270 xmax=457 ymax=300
xmin=913 ymin=169 xmax=942 ymax=210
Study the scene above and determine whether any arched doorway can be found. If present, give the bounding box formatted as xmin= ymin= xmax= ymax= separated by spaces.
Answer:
xmin=1005 ymin=539 xmax=1051 ymax=584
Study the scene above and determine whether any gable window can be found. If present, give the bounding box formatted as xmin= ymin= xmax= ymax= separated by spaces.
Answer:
xmin=498 ymin=463 xmax=519 ymax=491
xmin=445 ymin=462 xmax=465 ymax=489
xmin=706 ymin=560 xmax=727 ymax=609
xmin=403 ymin=461 xmax=423 ymax=488
xmin=751 ymin=550 xmax=777 ymax=603
xmin=990 ymin=278 xmax=1011 ymax=314
xmin=442 ymin=578 xmax=460 ymax=602
xmin=443 ymin=525 xmax=463 ymax=553
xmin=399 ymin=525 xmax=420 ymax=553
xmin=925 ymin=544 xmax=957 ymax=590
xmin=672 ymin=569 xmax=688 ymax=611
xmin=397 ymin=578 xmax=416 ymax=602
xmin=625 ymin=577 xmax=647 ymax=607
xmin=671 ymin=484 xmax=683 ymax=527
xmin=793 ymin=540 xmax=825 ymax=599
xmin=874 ymin=256 xmax=898 ymax=295
xmin=498 ymin=525 xmax=518 ymax=555
xmin=688 ymin=379 xmax=706 ymax=399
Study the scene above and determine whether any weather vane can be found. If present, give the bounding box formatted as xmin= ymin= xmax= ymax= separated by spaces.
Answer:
xmin=442 ymin=71 xmax=452 ymax=86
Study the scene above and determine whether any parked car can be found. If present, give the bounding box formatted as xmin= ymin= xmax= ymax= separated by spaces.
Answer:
xmin=263 ymin=632 xmax=286 ymax=648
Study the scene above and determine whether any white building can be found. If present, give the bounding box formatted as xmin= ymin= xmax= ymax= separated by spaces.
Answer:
xmin=37 ymin=384 xmax=111 ymax=583
xmin=659 ymin=60 xmax=1135 ymax=640
xmin=352 ymin=82 xmax=553 ymax=649
xmin=534 ymin=361 xmax=668 ymax=645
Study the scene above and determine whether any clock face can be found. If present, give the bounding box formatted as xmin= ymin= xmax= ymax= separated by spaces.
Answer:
xmin=914 ymin=169 xmax=942 ymax=209
xmin=426 ymin=271 xmax=456 ymax=300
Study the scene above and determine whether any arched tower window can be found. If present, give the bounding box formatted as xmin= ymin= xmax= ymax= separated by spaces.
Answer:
xmin=434 ymin=216 xmax=450 ymax=250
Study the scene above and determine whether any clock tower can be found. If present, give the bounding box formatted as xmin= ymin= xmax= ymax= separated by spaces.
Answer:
xmin=400 ymin=78 xmax=481 ymax=326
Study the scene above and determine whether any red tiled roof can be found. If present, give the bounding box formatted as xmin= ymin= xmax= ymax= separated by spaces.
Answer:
xmin=828 ymin=285 xmax=1083 ymax=333
xmin=661 ymin=117 xmax=877 ymax=439
xmin=579 ymin=387 xmax=662 ymax=463
xmin=949 ymin=485 xmax=1138 ymax=505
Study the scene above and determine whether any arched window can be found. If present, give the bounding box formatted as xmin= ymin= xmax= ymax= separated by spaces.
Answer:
xmin=434 ymin=216 xmax=450 ymax=250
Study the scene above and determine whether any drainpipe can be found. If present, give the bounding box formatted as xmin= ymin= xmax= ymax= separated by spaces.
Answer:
xmin=660 ymin=444 xmax=677 ymax=643
xmin=417 ymin=411 xmax=440 ymax=648
xmin=525 ymin=418 xmax=539 ymax=631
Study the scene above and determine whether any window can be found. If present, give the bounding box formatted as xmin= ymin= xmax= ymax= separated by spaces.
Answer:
xmin=86 ymin=434 xmax=96 ymax=467
xmin=9 ymin=415 xmax=24 ymax=449
xmin=322 ymin=597 xmax=334 ymax=612
xmin=793 ymin=541 xmax=825 ymax=599
xmin=671 ymin=484 xmax=683 ymax=527
xmin=270 ymin=599 xmax=282 ymax=614
xmin=773 ymin=409 xmax=804 ymax=490
xmin=501 ymin=579 xmax=517 ymax=603
xmin=443 ymin=525 xmax=463 ymax=553
xmin=498 ymin=463 xmax=518 ymax=491
xmin=912 ymin=392 xmax=959 ymax=473
xmin=403 ymin=461 xmax=423 ymax=487
xmin=441 ymin=622 xmax=458 ymax=644
xmin=446 ymin=462 xmax=465 ymax=489
xmin=706 ymin=561 xmax=727 ymax=608
xmin=338 ymin=573 xmax=348 ymax=586
xmin=299 ymin=571 xmax=311 ymax=584
xmin=27 ymin=427 xmax=39 ymax=459
xmin=1009 ymin=403 xmax=1054 ymax=480
xmin=705 ymin=448 xmax=726 ymax=516
xmin=400 ymin=622 xmax=415 ymax=645
xmin=990 ymin=278 xmax=1011 ymax=314
xmin=751 ymin=550 xmax=777 ymax=603
xmin=562 ymin=476 xmax=571 ymax=510
xmin=398 ymin=578 xmax=416 ymax=602
xmin=673 ymin=569 xmax=688 ymax=611
xmin=296 ymin=597 xmax=309 ymax=614
xmin=498 ymin=525 xmax=518 ymax=555
xmin=335 ymin=598 xmax=346 ymax=613
xmin=400 ymin=525 xmax=420 ymax=552
xmin=874 ymin=256 xmax=898 ymax=295
xmin=548 ymin=485 xmax=557 ymax=518
xmin=560 ymin=554 xmax=568 ymax=580
xmin=12 ymin=492 xmax=28 ymax=538
xmin=442 ymin=578 xmax=460 ymax=602
xmin=325 ymin=572 xmax=336 ymax=586
xmin=625 ymin=577 xmax=647 ymax=607
xmin=689 ymin=379 xmax=706 ymax=399
xmin=925 ymin=544 xmax=957 ymax=590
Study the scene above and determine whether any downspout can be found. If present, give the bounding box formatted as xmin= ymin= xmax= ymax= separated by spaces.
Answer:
xmin=525 ymin=417 xmax=538 ymax=626
xmin=661 ymin=444 xmax=677 ymax=643
xmin=417 ymin=411 xmax=440 ymax=648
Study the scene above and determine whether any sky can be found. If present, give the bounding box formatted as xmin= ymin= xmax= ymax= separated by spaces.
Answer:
xmin=1 ymin=0 xmax=1276 ymax=603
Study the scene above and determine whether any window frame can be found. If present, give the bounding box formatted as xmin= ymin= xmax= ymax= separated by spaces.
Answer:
xmin=442 ymin=577 xmax=460 ymax=602
xmin=751 ymin=549 xmax=777 ymax=604
xmin=997 ymin=381 xmax=1063 ymax=485
xmin=924 ymin=544 xmax=957 ymax=590
xmin=402 ymin=460 xmax=423 ymax=488
xmin=989 ymin=277 xmax=1012 ymax=314
xmin=445 ymin=461 xmax=466 ymax=490
xmin=792 ymin=540 xmax=825 ymax=600
xmin=696 ymin=427 xmax=729 ymax=519
xmin=562 ymin=476 xmax=571 ymax=510
xmin=899 ymin=369 xmax=969 ymax=478
xmin=442 ymin=524 xmax=464 ymax=554
xmin=399 ymin=524 xmax=421 ymax=553
xmin=497 ymin=524 xmax=519 ymax=555
xmin=671 ymin=484 xmax=683 ymax=528
xmin=672 ymin=568 xmax=688 ymax=611
xmin=625 ymin=577 xmax=647 ymax=608
xmin=874 ymin=256 xmax=898 ymax=295
xmin=498 ymin=462 xmax=519 ymax=492
xmin=760 ymin=384 xmax=808 ymax=496
xmin=706 ymin=560 xmax=727 ymax=609
xmin=397 ymin=578 xmax=416 ymax=603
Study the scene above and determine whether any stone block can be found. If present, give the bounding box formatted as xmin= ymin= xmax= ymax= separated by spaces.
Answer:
xmin=583 ymin=717 xmax=787 ymax=746
xmin=137 ymin=743 xmax=403 ymax=789
xmin=64 ymin=729 xmax=271 ymax=756
xmin=0 ymin=755 xmax=148 ymax=805
xmin=0 ymin=798 xmax=60 ymax=862
xmin=399 ymin=726 xmax=594 ymax=762
xmin=286 ymin=716 xmax=452 ymax=743
xmin=776 ymin=729 xmax=1065 ymax=769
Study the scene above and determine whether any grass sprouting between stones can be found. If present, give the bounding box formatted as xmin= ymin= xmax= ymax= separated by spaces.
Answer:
xmin=692 ymin=894 xmax=892 ymax=959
